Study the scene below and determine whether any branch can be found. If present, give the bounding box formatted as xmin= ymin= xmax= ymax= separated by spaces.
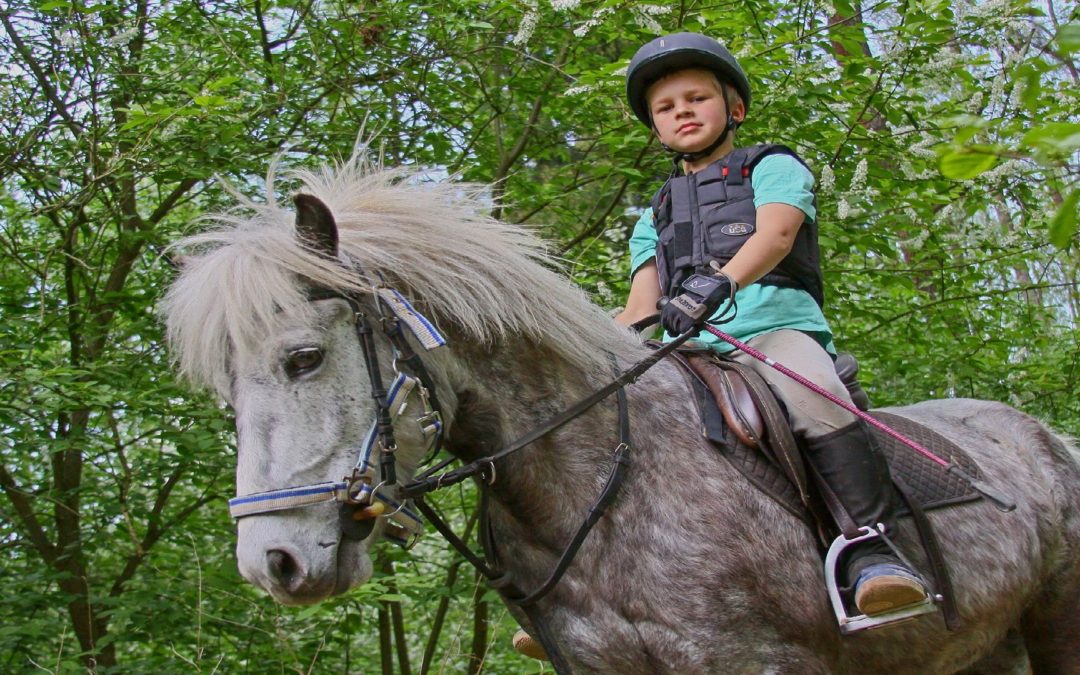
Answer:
xmin=560 ymin=140 xmax=653 ymax=254
xmin=852 ymin=282 xmax=1079 ymax=339
xmin=254 ymin=0 xmax=276 ymax=89
xmin=108 ymin=475 xmax=221 ymax=599
xmin=0 ymin=10 xmax=83 ymax=136
xmin=0 ymin=463 xmax=57 ymax=565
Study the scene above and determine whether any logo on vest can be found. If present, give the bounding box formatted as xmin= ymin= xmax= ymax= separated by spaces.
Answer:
xmin=720 ymin=222 xmax=754 ymax=236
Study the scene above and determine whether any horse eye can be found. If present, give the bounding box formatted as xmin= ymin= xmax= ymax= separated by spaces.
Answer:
xmin=284 ymin=347 xmax=324 ymax=378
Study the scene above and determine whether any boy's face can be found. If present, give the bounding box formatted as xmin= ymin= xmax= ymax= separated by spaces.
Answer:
xmin=646 ymin=68 xmax=745 ymax=154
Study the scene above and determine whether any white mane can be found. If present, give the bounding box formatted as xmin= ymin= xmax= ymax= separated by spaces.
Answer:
xmin=163 ymin=153 xmax=644 ymax=394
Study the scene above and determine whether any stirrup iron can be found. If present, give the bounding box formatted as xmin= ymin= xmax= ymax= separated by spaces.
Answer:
xmin=824 ymin=525 xmax=939 ymax=634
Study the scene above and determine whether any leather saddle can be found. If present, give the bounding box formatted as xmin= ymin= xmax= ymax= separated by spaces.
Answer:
xmin=687 ymin=350 xmax=870 ymax=452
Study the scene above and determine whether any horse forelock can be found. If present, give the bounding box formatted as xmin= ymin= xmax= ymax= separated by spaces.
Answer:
xmin=163 ymin=152 xmax=644 ymax=395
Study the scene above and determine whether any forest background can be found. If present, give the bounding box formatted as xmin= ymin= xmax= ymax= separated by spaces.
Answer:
xmin=1 ymin=0 xmax=1078 ymax=672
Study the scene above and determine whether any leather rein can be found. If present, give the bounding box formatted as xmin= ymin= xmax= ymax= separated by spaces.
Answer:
xmin=227 ymin=285 xmax=691 ymax=674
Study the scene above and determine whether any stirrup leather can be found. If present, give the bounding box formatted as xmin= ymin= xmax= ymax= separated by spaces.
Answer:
xmin=824 ymin=525 xmax=939 ymax=634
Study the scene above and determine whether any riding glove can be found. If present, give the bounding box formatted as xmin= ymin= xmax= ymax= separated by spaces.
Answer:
xmin=660 ymin=272 xmax=736 ymax=337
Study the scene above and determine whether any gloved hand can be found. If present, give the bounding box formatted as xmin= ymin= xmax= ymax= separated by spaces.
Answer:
xmin=660 ymin=272 xmax=736 ymax=337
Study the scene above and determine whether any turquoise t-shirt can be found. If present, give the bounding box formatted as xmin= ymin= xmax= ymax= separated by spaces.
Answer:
xmin=630 ymin=152 xmax=836 ymax=354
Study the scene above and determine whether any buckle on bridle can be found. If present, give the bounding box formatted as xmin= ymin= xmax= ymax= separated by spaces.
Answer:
xmin=344 ymin=468 xmax=373 ymax=505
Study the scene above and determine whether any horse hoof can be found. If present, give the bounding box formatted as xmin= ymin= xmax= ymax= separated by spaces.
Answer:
xmin=512 ymin=629 xmax=549 ymax=660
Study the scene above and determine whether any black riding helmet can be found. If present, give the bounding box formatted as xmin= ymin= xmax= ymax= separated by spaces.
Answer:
xmin=626 ymin=32 xmax=752 ymax=128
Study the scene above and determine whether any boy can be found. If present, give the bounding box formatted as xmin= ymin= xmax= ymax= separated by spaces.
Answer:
xmin=617 ymin=32 xmax=926 ymax=618
xmin=511 ymin=32 xmax=926 ymax=661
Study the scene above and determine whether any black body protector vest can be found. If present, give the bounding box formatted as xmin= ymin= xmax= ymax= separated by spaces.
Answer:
xmin=651 ymin=144 xmax=825 ymax=307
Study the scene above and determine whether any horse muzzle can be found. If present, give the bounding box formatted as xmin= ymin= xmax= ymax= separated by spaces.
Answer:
xmin=236 ymin=514 xmax=373 ymax=605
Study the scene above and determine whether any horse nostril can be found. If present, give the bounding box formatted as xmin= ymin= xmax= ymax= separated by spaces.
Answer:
xmin=266 ymin=549 xmax=302 ymax=590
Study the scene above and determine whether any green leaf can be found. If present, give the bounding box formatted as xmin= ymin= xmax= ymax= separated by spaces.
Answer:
xmin=1056 ymin=22 xmax=1080 ymax=54
xmin=1049 ymin=189 xmax=1079 ymax=249
xmin=1022 ymin=122 xmax=1080 ymax=154
xmin=938 ymin=148 xmax=998 ymax=179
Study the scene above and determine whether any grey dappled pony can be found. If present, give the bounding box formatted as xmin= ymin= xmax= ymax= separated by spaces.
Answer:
xmin=163 ymin=155 xmax=1080 ymax=674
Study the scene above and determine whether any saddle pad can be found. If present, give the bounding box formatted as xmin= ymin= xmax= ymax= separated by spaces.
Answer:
xmin=871 ymin=411 xmax=984 ymax=512
xmin=711 ymin=410 xmax=984 ymax=521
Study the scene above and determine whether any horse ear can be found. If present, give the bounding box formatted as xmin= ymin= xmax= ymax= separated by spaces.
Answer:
xmin=293 ymin=194 xmax=339 ymax=259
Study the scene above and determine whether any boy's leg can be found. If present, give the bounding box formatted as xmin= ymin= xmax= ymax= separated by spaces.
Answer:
xmin=728 ymin=330 xmax=926 ymax=615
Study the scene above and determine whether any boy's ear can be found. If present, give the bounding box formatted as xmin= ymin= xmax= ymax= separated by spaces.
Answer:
xmin=730 ymin=98 xmax=747 ymax=123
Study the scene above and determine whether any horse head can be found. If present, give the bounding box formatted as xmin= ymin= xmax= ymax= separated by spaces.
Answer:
xmin=166 ymin=186 xmax=447 ymax=604
xmin=163 ymin=158 xmax=640 ymax=608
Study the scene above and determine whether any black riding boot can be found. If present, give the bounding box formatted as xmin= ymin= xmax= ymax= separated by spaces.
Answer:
xmin=804 ymin=421 xmax=926 ymax=615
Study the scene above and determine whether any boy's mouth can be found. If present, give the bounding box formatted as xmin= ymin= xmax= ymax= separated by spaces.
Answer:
xmin=677 ymin=122 xmax=702 ymax=134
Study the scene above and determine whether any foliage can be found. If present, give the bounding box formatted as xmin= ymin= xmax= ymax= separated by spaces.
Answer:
xmin=0 ymin=0 xmax=1076 ymax=672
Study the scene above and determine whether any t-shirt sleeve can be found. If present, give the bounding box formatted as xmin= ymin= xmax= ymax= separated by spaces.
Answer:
xmin=752 ymin=153 xmax=816 ymax=222
xmin=628 ymin=208 xmax=658 ymax=278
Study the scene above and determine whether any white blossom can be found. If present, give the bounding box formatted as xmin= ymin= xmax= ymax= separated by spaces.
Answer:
xmin=908 ymin=136 xmax=938 ymax=160
xmin=903 ymin=227 xmax=931 ymax=250
xmin=819 ymin=165 xmax=835 ymax=194
xmin=837 ymin=198 xmax=851 ymax=220
xmin=633 ymin=7 xmax=663 ymax=33
xmin=963 ymin=0 xmax=1014 ymax=20
xmin=550 ymin=0 xmax=581 ymax=10
xmin=850 ymin=158 xmax=868 ymax=193
xmin=637 ymin=4 xmax=672 ymax=16
xmin=108 ymin=28 xmax=139 ymax=46
xmin=966 ymin=90 xmax=984 ymax=114
xmin=936 ymin=202 xmax=956 ymax=226
xmin=980 ymin=159 xmax=1027 ymax=187
xmin=1008 ymin=79 xmax=1024 ymax=110
xmin=573 ymin=6 xmax=613 ymax=38
xmin=596 ymin=281 xmax=615 ymax=306
xmin=513 ymin=5 xmax=539 ymax=47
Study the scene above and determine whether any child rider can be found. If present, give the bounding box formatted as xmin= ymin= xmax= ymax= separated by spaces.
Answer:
xmin=615 ymin=32 xmax=927 ymax=619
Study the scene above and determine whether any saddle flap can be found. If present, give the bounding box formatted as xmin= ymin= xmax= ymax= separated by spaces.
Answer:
xmin=679 ymin=352 xmax=812 ymax=509
xmin=685 ymin=354 xmax=763 ymax=448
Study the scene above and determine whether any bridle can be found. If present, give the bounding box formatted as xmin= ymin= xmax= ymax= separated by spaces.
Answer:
xmin=226 ymin=281 xmax=693 ymax=674
xmin=227 ymin=285 xmax=445 ymax=548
